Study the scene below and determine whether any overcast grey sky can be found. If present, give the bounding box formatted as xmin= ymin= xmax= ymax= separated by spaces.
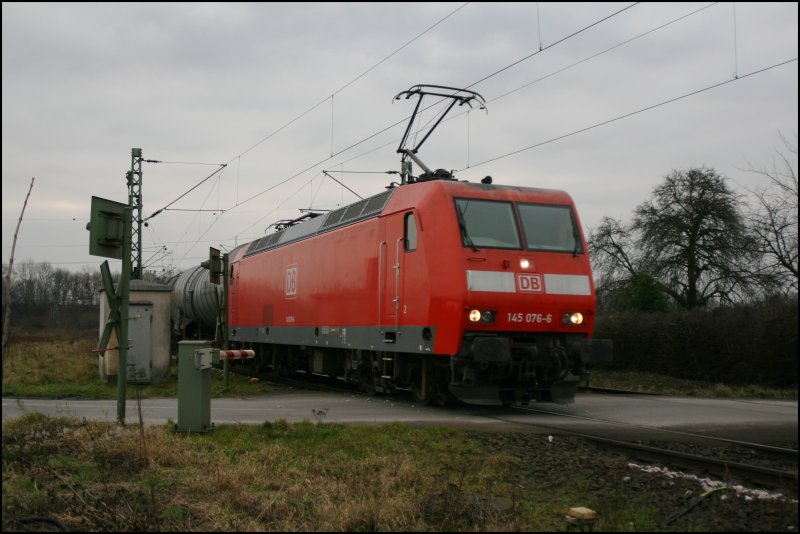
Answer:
xmin=2 ymin=2 xmax=797 ymax=275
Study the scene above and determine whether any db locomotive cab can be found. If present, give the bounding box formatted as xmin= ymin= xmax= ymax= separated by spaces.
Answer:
xmin=443 ymin=185 xmax=611 ymax=405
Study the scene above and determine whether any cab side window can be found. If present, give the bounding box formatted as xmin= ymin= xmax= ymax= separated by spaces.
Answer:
xmin=404 ymin=212 xmax=418 ymax=252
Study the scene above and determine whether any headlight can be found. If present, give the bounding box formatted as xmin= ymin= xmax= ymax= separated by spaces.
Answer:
xmin=519 ymin=258 xmax=531 ymax=269
xmin=469 ymin=309 xmax=496 ymax=323
xmin=563 ymin=312 xmax=584 ymax=325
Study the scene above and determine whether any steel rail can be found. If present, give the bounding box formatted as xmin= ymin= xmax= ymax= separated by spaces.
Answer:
xmin=510 ymin=404 xmax=798 ymax=460
xmin=584 ymin=434 xmax=797 ymax=490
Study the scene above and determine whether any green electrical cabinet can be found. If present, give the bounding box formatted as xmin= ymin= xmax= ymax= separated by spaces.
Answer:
xmin=176 ymin=340 xmax=217 ymax=433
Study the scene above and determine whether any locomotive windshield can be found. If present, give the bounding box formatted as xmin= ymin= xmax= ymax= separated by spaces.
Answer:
xmin=455 ymin=199 xmax=521 ymax=249
xmin=518 ymin=203 xmax=582 ymax=253
xmin=454 ymin=198 xmax=582 ymax=253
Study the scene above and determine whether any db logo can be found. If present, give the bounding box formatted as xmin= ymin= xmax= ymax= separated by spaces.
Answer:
xmin=517 ymin=273 xmax=543 ymax=293
xmin=285 ymin=266 xmax=298 ymax=298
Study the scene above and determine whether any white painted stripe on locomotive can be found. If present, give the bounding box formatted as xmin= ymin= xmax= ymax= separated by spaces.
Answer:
xmin=543 ymin=274 xmax=591 ymax=295
xmin=466 ymin=270 xmax=516 ymax=292
xmin=466 ymin=270 xmax=591 ymax=295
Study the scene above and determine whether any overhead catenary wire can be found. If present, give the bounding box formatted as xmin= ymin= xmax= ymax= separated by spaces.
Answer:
xmin=173 ymin=169 xmax=227 ymax=267
xmin=153 ymin=4 xmax=792 ymax=272
xmin=464 ymin=2 xmax=639 ymax=90
xmin=326 ymin=1 xmax=725 ymax=173
xmin=228 ymin=2 xmax=469 ymax=164
xmin=290 ymin=2 xmax=720 ymax=177
xmin=487 ymin=2 xmax=719 ymax=105
xmin=235 ymin=173 xmax=330 ymax=239
xmin=185 ymin=4 xmax=649 ymax=260
xmin=143 ymin=164 xmax=227 ymax=222
xmin=155 ymin=3 xmax=636 ymax=235
xmin=392 ymin=2 xmax=665 ymax=146
xmin=142 ymin=245 xmax=169 ymax=270
xmin=146 ymin=160 xmax=226 ymax=166
xmin=164 ymin=3 xmax=711 ymax=266
xmin=322 ymin=170 xmax=400 ymax=174
xmin=402 ymin=2 xmax=640 ymax=140
xmin=14 ymin=3 xmax=792 ymax=274
xmin=321 ymin=3 xmax=645 ymax=163
xmin=323 ymin=171 xmax=363 ymax=199
xmin=164 ymin=208 xmax=225 ymax=212
xmin=536 ymin=2 xmax=543 ymax=51
xmin=732 ymin=2 xmax=739 ymax=79
xmin=458 ymin=58 xmax=798 ymax=172
xmin=143 ymin=3 xmax=470 ymax=261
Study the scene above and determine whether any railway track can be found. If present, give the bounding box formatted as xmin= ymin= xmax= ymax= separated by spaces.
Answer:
xmin=578 ymin=385 xmax=666 ymax=396
xmin=499 ymin=404 xmax=798 ymax=490
xmin=586 ymin=435 xmax=796 ymax=490
xmin=227 ymin=364 xmax=797 ymax=489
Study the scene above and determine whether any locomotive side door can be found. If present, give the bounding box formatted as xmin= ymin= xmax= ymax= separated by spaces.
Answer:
xmin=379 ymin=212 xmax=410 ymax=340
xmin=229 ymin=261 xmax=238 ymax=326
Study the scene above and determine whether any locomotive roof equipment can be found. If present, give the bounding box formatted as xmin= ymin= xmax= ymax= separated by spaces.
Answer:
xmin=394 ymin=84 xmax=486 ymax=183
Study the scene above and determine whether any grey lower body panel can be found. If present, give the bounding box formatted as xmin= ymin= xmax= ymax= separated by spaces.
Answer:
xmin=229 ymin=326 xmax=591 ymax=406
xmin=229 ymin=325 xmax=437 ymax=354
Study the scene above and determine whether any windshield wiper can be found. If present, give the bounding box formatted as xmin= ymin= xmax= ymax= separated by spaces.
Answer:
xmin=456 ymin=205 xmax=479 ymax=252
xmin=572 ymin=227 xmax=582 ymax=257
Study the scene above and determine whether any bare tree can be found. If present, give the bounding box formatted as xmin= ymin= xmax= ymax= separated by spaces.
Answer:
xmin=746 ymin=133 xmax=798 ymax=294
xmin=589 ymin=216 xmax=674 ymax=312
xmin=589 ymin=217 xmax=638 ymax=282
xmin=589 ymin=168 xmax=758 ymax=310
xmin=3 ymin=177 xmax=35 ymax=361
xmin=634 ymin=167 xmax=758 ymax=308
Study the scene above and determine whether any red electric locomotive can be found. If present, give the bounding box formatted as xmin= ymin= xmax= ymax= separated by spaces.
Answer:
xmin=224 ymin=86 xmax=611 ymax=405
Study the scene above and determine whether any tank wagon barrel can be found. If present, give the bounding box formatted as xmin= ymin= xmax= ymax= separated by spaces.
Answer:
xmin=172 ymin=265 xmax=222 ymax=337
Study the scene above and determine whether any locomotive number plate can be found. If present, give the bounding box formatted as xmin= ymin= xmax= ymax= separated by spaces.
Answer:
xmin=507 ymin=312 xmax=553 ymax=324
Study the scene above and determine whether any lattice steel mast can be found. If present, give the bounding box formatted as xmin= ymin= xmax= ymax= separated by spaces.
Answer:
xmin=126 ymin=148 xmax=143 ymax=279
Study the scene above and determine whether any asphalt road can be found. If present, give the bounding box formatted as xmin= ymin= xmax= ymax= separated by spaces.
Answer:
xmin=2 ymin=391 xmax=797 ymax=444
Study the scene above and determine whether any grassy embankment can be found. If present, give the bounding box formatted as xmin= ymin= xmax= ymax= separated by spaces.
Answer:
xmin=1 ymin=330 xmax=270 ymax=399
xmin=4 ymin=415 xmax=526 ymax=531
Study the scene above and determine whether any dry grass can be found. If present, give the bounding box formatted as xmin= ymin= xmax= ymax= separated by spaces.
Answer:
xmin=2 ymin=415 xmax=524 ymax=532
xmin=9 ymin=414 xmax=794 ymax=532
xmin=2 ymin=330 xmax=274 ymax=399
